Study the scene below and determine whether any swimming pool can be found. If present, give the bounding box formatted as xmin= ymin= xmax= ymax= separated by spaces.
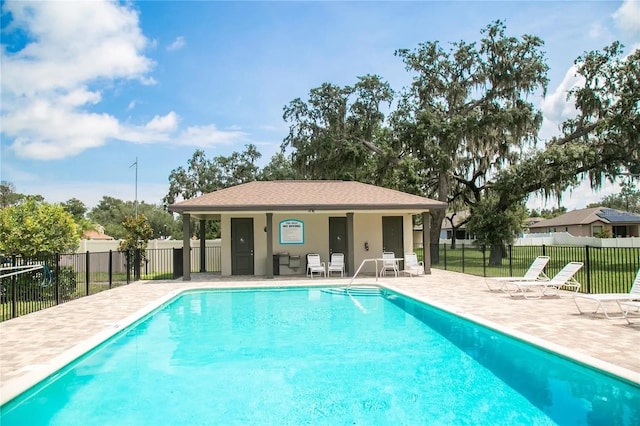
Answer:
xmin=1 ymin=287 xmax=638 ymax=424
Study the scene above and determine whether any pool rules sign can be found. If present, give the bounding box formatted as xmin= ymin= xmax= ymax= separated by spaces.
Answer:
xmin=279 ymin=219 xmax=304 ymax=245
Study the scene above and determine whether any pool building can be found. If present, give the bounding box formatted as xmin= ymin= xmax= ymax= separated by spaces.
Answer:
xmin=168 ymin=180 xmax=447 ymax=279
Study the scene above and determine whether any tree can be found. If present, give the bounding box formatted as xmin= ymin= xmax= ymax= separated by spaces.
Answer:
xmin=466 ymin=195 xmax=526 ymax=250
xmin=88 ymin=197 xmax=179 ymax=239
xmin=119 ymin=214 xmax=153 ymax=276
xmin=0 ymin=181 xmax=25 ymax=208
xmin=282 ymin=75 xmax=394 ymax=183
xmin=118 ymin=214 xmax=153 ymax=253
xmin=0 ymin=199 xmax=79 ymax=257
xmin=257 ymin=152 xmax=297 ymax=181
xmin=279 ymin=22 xmax=550 ymax=265
xmin=164 ymin=144 xmax=262 ymax=207
xmin=492 ymin=43 xmax=639 ymax=220
xmin=529 ymin=206 xmax=567 ymax=219
xmin=87 ymin=196 xmax=130 ymax=238
xmin=392 ymin=20 xmax=548 ymax=264
xmin=60 ymin=198 xmax=87 ymax=221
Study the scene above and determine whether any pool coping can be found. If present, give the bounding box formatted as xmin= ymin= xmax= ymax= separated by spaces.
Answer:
xmin=382 ymin=283 xmax=640 ymax=386
xmin=2 ymin=279 xmax=638 ymax=406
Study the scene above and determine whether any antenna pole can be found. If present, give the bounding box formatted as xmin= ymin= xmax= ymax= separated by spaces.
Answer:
xmin=130 ymin=157 xmax=138 ymax=217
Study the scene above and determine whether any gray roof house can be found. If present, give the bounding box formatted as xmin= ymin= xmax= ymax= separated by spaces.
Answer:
xmin=528 ymin=207 xmax=640 ymax=237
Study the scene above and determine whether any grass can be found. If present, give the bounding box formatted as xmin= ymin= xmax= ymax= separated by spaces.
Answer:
xmin=418 ymin=245 xmax=640 ymax=294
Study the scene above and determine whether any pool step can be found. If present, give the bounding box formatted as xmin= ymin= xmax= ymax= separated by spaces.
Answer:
xmin=321 ymin=286 xmax=382 ymax=297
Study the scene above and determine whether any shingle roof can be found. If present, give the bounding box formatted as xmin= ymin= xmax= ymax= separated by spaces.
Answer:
xmin=82 ymin=230 xmax=114 ymax=240
xmin=529 ymin=207 xmax=640 ymax=228
xmin=168 ymin=180 xmax=447 ymax=213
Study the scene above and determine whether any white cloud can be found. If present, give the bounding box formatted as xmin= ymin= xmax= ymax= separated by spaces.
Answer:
xmin=145 ymin=111 xmax=179 ymax=132
xmin=0 ymin=1 xmax=245 ymax=160
xmin=612 ymin=0 xmax=640 ymax=37
xmin=166 ymin=36 xmax=186 ymax=51
xmin=176 ymin=125 xmax=248 ymax=148
xmin=587 ymin=22 xmax=607 ymax=39
xmin=1 ymin=1 xmax=154 ymax=97
xmin=539 ymin=65 xmax=584 ymax=141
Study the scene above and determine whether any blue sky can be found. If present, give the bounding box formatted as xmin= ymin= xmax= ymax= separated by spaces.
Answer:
xmin=1 ymin=0 xmax=639 ymax=211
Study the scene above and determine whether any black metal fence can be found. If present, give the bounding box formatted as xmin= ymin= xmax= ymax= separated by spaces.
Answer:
xmin=1 ymin=246 xmax=222 ymax=322
xmin=4 ymin=244 xmax=637 ymax=322
xmin=425 ymin=244 xmax=640 ymax=294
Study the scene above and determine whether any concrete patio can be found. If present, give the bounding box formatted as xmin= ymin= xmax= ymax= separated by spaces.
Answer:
xmin=1 ymin=269 xmax=638 ymax=404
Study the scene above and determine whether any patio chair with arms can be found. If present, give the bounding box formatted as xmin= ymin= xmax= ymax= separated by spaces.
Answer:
xmin=380 ymin=252 xmax=399 ymax=277
xmin=306 ymin=253 xmax=326 ymax=278
xmin=403 ymin=252 xmax=424 ymax=276
xmin=574 ymin=267 xmax=640 ymax=320
xmin=504 ymin=261 xmax=583 ymax=299
xmin=327 ymin=253 xmax=345 ymax=277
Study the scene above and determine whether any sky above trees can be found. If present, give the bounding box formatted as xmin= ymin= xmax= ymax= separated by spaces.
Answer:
xmin=1 ymin=1 xmax=638 ymax=209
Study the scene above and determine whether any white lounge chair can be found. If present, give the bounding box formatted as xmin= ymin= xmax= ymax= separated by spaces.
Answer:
xmin=485 ymin=256 xmax=550 ymax=291
xmin=327 ymin=253 xmax=345 ymax=277
xmin=617 ymin=301 xmax=640 ymax=324
xmin=403 ymin=252 xmax=424 ymax=276
xmin=306 ymin=254 xmax=326 ymax=278
xmin=574 ymin=268 xmax=640 ymax=319
xmin=380 ymin=252 xmax=399 ymax=277
xmin=504 ymin=261 xmax=583 ymax=299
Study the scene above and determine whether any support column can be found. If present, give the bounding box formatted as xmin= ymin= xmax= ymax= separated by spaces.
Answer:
xmin=182 ymin=213 xmax=191 ymax=281
xmin=199 ymin=219 xmax=206 ymax=272
xmin=422 ymin=212 xmax=431 ymax=274
xmin=346 ymin=213 xmax=355 ymax=276
xmin=266 ymin=213 xmax=273 ymax=278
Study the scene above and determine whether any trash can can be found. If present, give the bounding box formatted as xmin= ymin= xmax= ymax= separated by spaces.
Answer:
xmin=273 ymin=255 xmax=280 ymax=276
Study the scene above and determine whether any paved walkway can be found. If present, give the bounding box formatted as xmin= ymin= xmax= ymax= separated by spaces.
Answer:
xmin=1 ymin=269 xmax=639 ymax=404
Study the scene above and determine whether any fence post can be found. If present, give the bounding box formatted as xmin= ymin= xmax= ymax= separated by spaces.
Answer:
xmin=508 ymin=245 xmax=513 ymax=277
xmin=126 ymin=251 xmax=131 ymax=284
xmin=585 ymin=245 xmax=591 ymax=294
xmin=55 ymin=253 xmax=60 ymax=305
xmin=134 ymin=249 xmax=141 ymax=281
xmin=85 ymin=251 xmax=90 ymax=296
xmin=542 ymin=244 xmax=546 ymax=256
xmin=443 ymin=243 xmax=447 ymax=270
xmin=482 ymin=245 xmax=486 ymax=277
xmin=11 ymin=255 xmax=17 ymax=319
xmin=462 ymin=244 xmax=465 ymax=273
xmin=108 ymin=250 xmax=113 ymax=289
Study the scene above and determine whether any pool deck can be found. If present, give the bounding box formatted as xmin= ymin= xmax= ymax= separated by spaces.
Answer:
xmin=1 ymin=269 xmax=639 ymax=404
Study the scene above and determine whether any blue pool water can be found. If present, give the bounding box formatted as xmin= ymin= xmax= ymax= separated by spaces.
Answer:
xmin=1 ymin=287 xmax=638 ymax=425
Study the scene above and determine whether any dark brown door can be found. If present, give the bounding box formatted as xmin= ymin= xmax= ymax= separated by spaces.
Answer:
xmin=382 ymin=216 xmax=404 ymax=269
xmin=231 ymin=218 xmax=254 ymax=275
xmin=329 ymin=217 xmax=348 ymax=272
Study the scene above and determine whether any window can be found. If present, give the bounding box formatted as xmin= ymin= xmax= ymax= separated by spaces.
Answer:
xmin=592 ymin=225 xmax=602 ymax=236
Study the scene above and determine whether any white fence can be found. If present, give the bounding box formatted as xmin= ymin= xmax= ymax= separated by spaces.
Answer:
xmin=72 ymin=239 xmax=222 ymax=274
xmin=438 ymin=233 xmax=640 ymax=248
xmin=77 ymin=239 xmax=222 ymax=253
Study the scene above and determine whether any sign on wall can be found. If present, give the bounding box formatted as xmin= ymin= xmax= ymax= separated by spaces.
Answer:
xmin=279 ymin=219 xmax=304 ymax=245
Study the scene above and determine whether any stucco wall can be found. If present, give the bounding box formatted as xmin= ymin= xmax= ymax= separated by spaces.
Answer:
xmin=220 ymin=212 xmax=417 ymax=277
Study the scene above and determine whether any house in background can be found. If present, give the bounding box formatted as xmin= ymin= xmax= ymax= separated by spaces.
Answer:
xmin=439 ymin=211 xmax=473 ymax=240
xmin=523 ymin=216 xmax=545 ymax=233
xmin=528 ymin=207 xmax=640 ymax=237
xmin=82 ymin=225 xmax=114 ymax=240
